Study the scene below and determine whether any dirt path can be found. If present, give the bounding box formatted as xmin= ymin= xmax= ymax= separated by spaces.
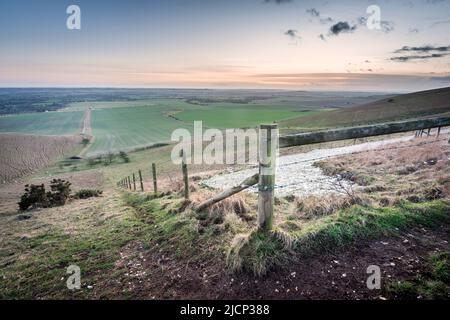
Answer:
xmin=80 ymin=107 xmax=92 ymax=136
xmin=204 ymin=131 xmax=447 ymax=198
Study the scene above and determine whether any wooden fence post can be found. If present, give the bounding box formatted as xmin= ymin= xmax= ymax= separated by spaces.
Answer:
xmin=127 ymin=176 xmax=131 ymax=189
xmin=180 ymin=150 xmax=189 ymax=200
xmin=437 ymin=126 xmax=441 ymax=138
xmin=258 ymin=124 xmax=278 ymax=231
xmin=138 ymin=170 xmax=144 ymax=192
xmin=427 ymin=128 xmax=431 ymax=136
xmin=132 ymin=173 xmax=136 ymax=191
xmin=152 ymin=163 xmax=158 ymax=194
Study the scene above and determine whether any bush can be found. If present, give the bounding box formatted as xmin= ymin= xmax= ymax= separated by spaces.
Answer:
xmin=74 ymin=189 xmax=103 ymax=199
xmin=18 ymin=179 xmax=71 ymax=211
xmin=48 ymin=179 xmax=71 ymax=206
xmin=119 ymin=151 xmax=130 ymax=163
xmin=81 ymin=137 xmax=90 ymax=146
xmin=18 ymin=184 xmax=50 ymax=211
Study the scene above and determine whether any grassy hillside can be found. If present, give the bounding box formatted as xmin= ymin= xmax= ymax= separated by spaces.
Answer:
xmin=280 ymin=87 xmax=450 ymax=129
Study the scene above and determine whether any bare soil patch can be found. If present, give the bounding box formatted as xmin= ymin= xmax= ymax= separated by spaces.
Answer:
xmin=0 ymin=133 xmax=81 ymax=184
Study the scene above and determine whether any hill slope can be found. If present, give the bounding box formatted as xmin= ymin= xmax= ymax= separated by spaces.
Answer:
xmin=280 ymin=87 xmax=450 ymax=129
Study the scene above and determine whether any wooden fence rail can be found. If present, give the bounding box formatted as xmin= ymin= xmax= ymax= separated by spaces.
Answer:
xmin=279 ymin=117 xmax=450 ymax=148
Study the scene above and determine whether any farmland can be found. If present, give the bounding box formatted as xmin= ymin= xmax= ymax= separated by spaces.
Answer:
xmin=0 ymin=133 xmax=82 ymax=183
xmin=0 ymin=88 xmax=395 ymax=157
xmin=175 ymin=104 xmax=318 ymax=128
xmin=0 ymin=111 xmax=83 ymax=135
xmin=87 ymin=105 xmax=193 ymax=156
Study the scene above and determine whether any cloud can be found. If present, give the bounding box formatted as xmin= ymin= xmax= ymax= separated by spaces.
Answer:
xmin=357 ymin=17 xmax=395 ymax=34
xmin=390 ymin=45 xmax=450 ymax=62
xmin=306 ymin=8 xmax=334 ymax=24
xmin=319 ymin=34 xmax=326 ymax=41
xmin=394 ymin=45 xmax=450 ymax=53
xmin=408 ymin=28 xmax=419 ymax=34
xmin=390 ymin=53 xmax=447 ymax=62
xmin=329 ymin=21 xmax=357 ymax=36
xmin=284 ymin=29 xmax=300 ymax=39
xmin=380 ymin=21 xmax=395 ymax=33
xmin=306 ymin=8 xmax=320 ymax=17
xmin=431 ymin=20 xmax=450 ymax=27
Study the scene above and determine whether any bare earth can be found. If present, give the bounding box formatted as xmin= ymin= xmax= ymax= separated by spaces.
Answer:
xmin=0 ymin=133 xmax=81 ymax=184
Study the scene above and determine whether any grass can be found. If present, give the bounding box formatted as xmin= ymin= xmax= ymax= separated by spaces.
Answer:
xmin=87 ymin=105 xmax=193 ymax=156
xmin=0 ymin=111 xmax=84 ymax=135
xmin=279 ymin=87 xmax=450 ymax=129
xmin=176 ymin=105 xmax=318 ymax=128
xmin=0 ymin=208 xmax=149 ymax=299
xmin=227 ymin=200 xmax=450 ymax=276
xmin=385 ymin=251 xmax=450 ymax=299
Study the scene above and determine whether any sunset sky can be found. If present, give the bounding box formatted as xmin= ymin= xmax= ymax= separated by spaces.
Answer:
xmin=0 ymin=0 xmax=449 ymax=91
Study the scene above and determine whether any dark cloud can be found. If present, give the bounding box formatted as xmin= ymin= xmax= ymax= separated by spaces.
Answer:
xmin=394 ymin=45 xmax=450 ymax=53
xmin=390 ymin=53 xmax=447 ymax=62
xmin=319 ymin=34 xmax=326 ymax=41
xmin=329 ymin=21 xmax=357 ymax=36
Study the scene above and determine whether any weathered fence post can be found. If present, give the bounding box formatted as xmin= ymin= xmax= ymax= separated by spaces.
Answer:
xmin=180 ymin=150 xmax=189 ymax=200
xmin=127 ymin=176 xmax=131 ymax=189
xmin=437 ymin=126 xmax=441 ymax=138
xmin=427 ymin=128 xmax=431 ymax=136
xmin=138 ymin=170 xmax=144 ymax=192
xmin=257 ymin=124 xmax=278 ymax=231
xmin=132 ymin=173 xmax=136 ymax=191
xmin=152 ymin=163 xmax=158 ymax=194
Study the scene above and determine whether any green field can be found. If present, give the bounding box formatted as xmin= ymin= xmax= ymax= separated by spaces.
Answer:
xmin=87 ymin=105 xmax=193 ymax=156
xmin=0 ymin=111 xmax=83 ymax=135
xmin=176 ymin=105 xmax=316 ymax=128
xmin=0 ymin=98 xmax=328 ymax=156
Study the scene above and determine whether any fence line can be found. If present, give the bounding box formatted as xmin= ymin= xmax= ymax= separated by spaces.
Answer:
xmin=116 ymin=116 xmax=450 ymax=232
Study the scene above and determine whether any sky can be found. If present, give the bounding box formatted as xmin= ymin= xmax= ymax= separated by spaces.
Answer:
xmin=0 ymin=0 xmax=449 ymax=92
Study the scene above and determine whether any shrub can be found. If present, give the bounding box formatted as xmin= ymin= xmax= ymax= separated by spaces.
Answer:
xmin=74 ymin=189 xmax=103 ymax=199
xmin=119 ymin=151 xmax=130 ymax=163
xmin=48 ymin=179 xmax=71 ymax=206
xmin=18 ymin=184 xmax=50 ymax=211
xmin=81 ymin=137 xmax=90 ymax=146
xmin=18 ymin=179 xmax=72 ymax=211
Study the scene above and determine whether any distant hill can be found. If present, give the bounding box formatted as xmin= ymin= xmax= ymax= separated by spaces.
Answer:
xmin=280 ymin=87 xmax=450 ymax=129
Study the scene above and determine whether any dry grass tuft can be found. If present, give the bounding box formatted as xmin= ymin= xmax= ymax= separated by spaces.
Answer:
xmin=294 ymin=194 xmax=367 ymax=218
xmin=191 ymin=188 xmax=255 ymax=221
xmin=226 ymin=231 xmax=253 ymax=272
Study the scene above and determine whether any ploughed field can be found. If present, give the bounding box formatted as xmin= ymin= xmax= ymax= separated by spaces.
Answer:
xmin=0 ymin=133 xmax=82 ymax=183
